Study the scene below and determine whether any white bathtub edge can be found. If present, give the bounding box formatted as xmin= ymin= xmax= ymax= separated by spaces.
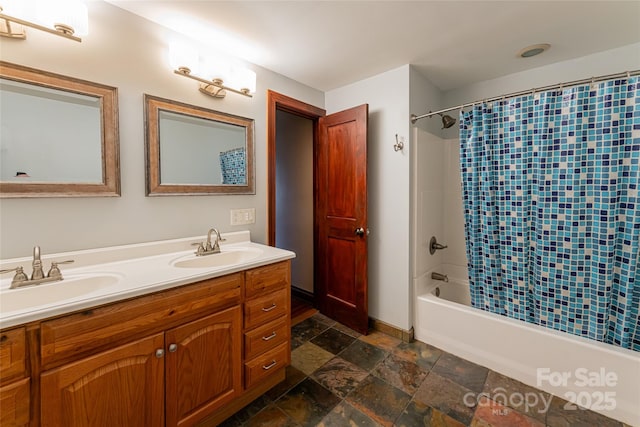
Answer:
xmin=416 ymin=292 xmax=640 ymax=426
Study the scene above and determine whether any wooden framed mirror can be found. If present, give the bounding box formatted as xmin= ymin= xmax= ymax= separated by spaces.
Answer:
xmin=144 ymin=94 xmax=255 ymax=196
xmin=0 ymin=62 xmax=120 ymax=198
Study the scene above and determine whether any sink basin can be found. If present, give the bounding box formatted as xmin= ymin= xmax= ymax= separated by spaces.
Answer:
xmin=0 ymin=273 xmax=122 ymax=312
xmin=173 ymin=247 xmax=263 ymax=269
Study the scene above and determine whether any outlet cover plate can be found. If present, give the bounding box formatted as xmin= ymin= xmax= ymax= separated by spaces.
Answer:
xmin=230 ymin=208 xmax=255 ymax=225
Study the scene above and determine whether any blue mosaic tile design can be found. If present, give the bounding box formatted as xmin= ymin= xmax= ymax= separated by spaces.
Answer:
xmin=219 ymin=147 xmax=246 ymax=185
xmin=459 ymin=76 xmax=640 ymax=351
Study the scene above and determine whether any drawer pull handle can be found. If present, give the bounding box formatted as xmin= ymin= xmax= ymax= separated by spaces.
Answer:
xmin=262 ymin=332 xmax=277 ymax=341
xmin=261 ymin=304 xmax=277 ymax=312
xmin=262 ymin=360 xmax=277 ymax=370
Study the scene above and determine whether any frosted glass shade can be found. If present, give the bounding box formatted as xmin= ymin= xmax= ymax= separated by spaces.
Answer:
xmin=201 ymin=57 xmax=231 ymax=83
xmin=169 ymin=42 xmax=200 ymax=74
xmin=2 ymin=0 xmax=88 ymax=36
xmin=228 ymin=66 xmax=256 ymax=94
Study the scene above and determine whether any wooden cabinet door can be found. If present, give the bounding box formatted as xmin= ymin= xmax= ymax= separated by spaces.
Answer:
xmin=40 ymin=333 xmax=165 ymax=427
xmin=0 ymin=378 xmax=30 ymax=426
xmin=165 ymin=305 xmax=242 ymax=427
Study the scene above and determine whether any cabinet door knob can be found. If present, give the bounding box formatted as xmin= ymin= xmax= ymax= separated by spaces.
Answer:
xmin=168 ymin=343 xmax=178 ymax=353
xmin=355 ymin=227 xmax=365 ymax=236
xmin=155 ymin=349 xmax=165 ymax=358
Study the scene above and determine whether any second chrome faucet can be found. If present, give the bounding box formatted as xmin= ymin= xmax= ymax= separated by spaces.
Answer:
xmin=193 ymin=228 xmax=226 ymax=256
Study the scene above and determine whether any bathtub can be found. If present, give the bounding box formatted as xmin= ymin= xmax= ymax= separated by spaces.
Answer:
xmin=414 ymin=270 xmax=640 ymax=426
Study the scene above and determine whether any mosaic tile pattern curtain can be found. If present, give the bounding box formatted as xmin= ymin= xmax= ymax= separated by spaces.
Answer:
xmin=219 ymin=147 xmax=246 ymax=185
xmin=459 ymin=76 xmax=640 ymax=351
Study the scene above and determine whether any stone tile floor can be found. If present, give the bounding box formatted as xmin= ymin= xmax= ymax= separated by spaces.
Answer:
xmin=219 ymin=313 xmax=628 ymax=427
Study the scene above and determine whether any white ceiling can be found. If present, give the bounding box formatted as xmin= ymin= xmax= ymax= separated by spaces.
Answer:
xmin=106 ymin=1 xmax=640 ymax=92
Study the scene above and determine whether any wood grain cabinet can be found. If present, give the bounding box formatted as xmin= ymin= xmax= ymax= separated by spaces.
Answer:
xmin=40 ymin=333 xmax=165 ymax=427
xmin=40 ymin=306 xmax=242 ymax=427
xmin=1 ymin=259 xmax=291 ymax=427
xmin=0 ymin=327 xmax=30 ymax=427
xmin=243 ymin=262 xmax=291 ymax=390
xmin=165 ymin=306 xmax=242 ymax=427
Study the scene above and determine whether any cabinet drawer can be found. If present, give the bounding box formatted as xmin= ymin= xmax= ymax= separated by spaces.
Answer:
xmin=245 ymin=261 xmax=289 ymax=298
xmin=244 ymin=288 xmax=288 ymax=330
xmin=244 ymin=342 xmax=288 ymax=389
xmin=41 ymin=273 xmax=242 ymax=369
xmin=0 ymin=327 xmax=26 ymax=384
xmin=0 ymin=377 xmax=30 ymax=426
xmin=244 ymin=317 xmax=289 ymax=360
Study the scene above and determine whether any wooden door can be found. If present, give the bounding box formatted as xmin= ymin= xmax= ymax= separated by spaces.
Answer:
xmin=165 ymin=305 xmax=242 ymax=427
xmin=41 ymin=333 xmax=165 ymax=427
xmin=317 ymin=104 xmax=369 ymax=334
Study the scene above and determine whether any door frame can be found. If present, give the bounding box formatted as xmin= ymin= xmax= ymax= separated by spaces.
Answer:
xmin=266 ymin=91 xmax=325 ymax=251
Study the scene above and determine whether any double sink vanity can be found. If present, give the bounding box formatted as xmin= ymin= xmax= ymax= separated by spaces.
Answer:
xmin=0 ymin=231 xmax=295 ymax=426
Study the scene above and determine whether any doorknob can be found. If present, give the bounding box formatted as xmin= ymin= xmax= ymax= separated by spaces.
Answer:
xmin=355 ymin=227 xmax=365 ymax=236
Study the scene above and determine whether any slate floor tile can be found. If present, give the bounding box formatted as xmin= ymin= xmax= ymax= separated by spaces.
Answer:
xmin=431 ymin=352 xmax=488 ymax=393
xmin=545 ymin=396 xmax=623 ymax=427
xmin=310 ymin=327 xmax=357 ymax=355
xmin=265 ymin=365 xmax=307 ymax=401
xmin=482 ymin=370 xmax=551 ymax=422
xmin=333 ymin=322 xmax=363 ymax=338
xmin=311 ymin=356 xmax=369 ymax=398
xmin=346 ymin=375 xmax=411 ymax=427
xmin=395 ymin=400 xmax=466 ymax=427
xmin=471 ymin=395 xmax=545 ymax=427
xmin=372 ymin=354 xmax=428 ymax=395
xmin=291 ymin=317 xmax=330 ymax=349
xmin=276 ymin=378 xmax=341 ymax=425
xmin=393 ymin=340 xmax=442 ymax=371
xmin=359 ymin=331 xmax=402 ymax=352
xmin=245 ymin=404 xmax=299 ymax=427
xmin=317 ymin=402 xmax=382 ymax=427
xmin=290 ymin=342 xmax=334 ymax=376
xmin=413 ymin=372 xmax=477 ymax=425
xmin=340 ymin=339 xmax=388 ymax=372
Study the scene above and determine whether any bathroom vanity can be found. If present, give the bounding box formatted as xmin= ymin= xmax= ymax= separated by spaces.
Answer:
xmin=0 ymin=232 xmax=294 ymax=426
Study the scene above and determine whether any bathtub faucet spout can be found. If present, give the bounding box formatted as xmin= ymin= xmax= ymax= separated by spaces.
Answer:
xmin=431 ymin=272 xmax=449 ymax=282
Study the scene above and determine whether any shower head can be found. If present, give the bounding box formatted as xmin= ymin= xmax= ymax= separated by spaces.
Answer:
xmin=439 ymin=113 xmax=457 ymax=129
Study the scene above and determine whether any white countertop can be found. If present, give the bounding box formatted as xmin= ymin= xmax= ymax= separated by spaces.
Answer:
xmin=0 ymin=231 xmax=295 ymax=329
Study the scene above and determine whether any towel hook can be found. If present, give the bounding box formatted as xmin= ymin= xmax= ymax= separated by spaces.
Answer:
xmin=394 ymin=134 xmax=404 ymax=152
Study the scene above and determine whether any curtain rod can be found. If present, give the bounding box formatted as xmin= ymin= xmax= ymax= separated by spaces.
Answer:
xmin=410 ymin=69 xmax=640 ymax=124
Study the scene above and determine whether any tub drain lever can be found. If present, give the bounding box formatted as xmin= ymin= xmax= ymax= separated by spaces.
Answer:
xmin=429 ymin=236 xmax=448 ymax=255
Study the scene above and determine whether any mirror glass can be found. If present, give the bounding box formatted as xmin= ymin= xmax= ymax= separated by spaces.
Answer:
xmin=145 ymin=94 xmax=255 ymax=195
xmin=1 ymin=79 xmax=103 ymax=183
xmin=0 ymin=61 xmax=120 ymax=197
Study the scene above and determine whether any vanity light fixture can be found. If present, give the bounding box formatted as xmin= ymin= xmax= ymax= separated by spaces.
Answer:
xmin=0 ymin=0 xmax=88 ymax=42
xmin=170 ymin=43 xmax=256 ymax=99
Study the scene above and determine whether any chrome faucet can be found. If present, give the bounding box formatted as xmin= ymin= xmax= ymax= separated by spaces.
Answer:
xmin=431 ymin=272 xmax=449 ymax=282
xmin=0 ymin=246 xmax=74 ymax=289
xmin=193 ymin=228 xmax=227 ymax=256
xmin=31 ymin=245 xmax=44 ymax=280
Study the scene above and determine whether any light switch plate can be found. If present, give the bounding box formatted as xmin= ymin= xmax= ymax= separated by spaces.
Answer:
xmin=230 ymin=208 xmax=255 ymax=225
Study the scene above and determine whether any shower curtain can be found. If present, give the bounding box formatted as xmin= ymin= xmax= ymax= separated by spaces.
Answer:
xmin=459 ymin=76 xmax=640 ymax=351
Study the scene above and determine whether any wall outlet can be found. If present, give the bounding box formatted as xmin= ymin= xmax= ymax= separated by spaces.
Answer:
xmin=230 ymin=208 xmax=255 ymax=225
